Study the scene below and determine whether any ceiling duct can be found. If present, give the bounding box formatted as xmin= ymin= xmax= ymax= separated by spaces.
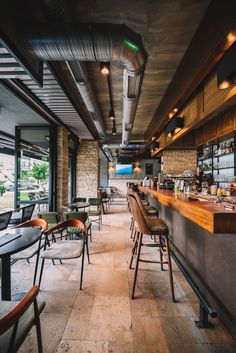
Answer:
xmin=40 ymin=0 xmax=105 ymax=138
xmin=20 ymin=23 xmax=147 ymax=145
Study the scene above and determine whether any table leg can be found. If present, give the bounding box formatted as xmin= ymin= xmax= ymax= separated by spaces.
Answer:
xmin=1 ymin=256 xmax=11 ymax=300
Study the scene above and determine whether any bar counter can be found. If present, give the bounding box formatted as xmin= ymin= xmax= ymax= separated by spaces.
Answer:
xmin=138 ymin=186 xmax=236 ymax=234
xmin=139 ymin=186 xmax=236 ymax=340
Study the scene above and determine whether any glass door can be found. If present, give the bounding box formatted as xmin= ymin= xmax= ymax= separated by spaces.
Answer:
xmin=15 ymin=126 xmax=56 ymax=211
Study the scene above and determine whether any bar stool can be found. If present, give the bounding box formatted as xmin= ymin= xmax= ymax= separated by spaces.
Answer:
xmin=128 ymin=194 xmax=175 ymax=302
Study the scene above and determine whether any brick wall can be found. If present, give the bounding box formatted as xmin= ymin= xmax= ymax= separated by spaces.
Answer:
xmin=76 ymin=140 xmax=99 ymax=199
xmin=162 ymin=150 xmax=197 ymax=174
xmin=57 ymin=126 xmax=69 ymax=211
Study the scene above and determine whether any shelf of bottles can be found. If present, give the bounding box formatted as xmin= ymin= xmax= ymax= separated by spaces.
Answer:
xmin=197 ymin=135 xmax=235 ymax=186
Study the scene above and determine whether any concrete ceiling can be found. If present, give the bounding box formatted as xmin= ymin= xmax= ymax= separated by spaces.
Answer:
xmin=2 ymin=0 xmax=234 ymax=161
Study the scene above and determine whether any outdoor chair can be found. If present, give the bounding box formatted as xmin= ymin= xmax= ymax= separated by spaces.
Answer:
xmin=38 ymin=219 xmax=89 ymax=290
xmin=88 ymin=198 xmax=102 ymax=230
xmin=0 ymin=211 xmax=13 ymax=231
xmin=11 ymin=218 xmax=48 ymax=285
xmin=0 ymin=285 xmax=45 ymax=353
xmin=9 ymin=204 xmax=36 ymax=226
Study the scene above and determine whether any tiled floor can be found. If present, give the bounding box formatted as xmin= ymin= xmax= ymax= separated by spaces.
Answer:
xmin=6 ymin=198 xmax=236 ymax=352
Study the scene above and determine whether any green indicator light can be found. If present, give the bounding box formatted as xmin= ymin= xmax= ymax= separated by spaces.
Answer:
xmin=123 ymin=39 xmax=139 ymax=52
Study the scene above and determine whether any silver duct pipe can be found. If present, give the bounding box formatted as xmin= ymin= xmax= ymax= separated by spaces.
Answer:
xmin=40 ymin=0 xmax=105 ymax=138
xmin=21 ymin=23 xmax=147 ymax=144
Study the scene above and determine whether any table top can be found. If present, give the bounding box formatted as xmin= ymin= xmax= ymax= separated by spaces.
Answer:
xmin=139 ymin=186 xmax=236 ymax=234
xmin=65 ymin=202 xmax=89 ymax=209
xmin=0 ymin=227 xmax=41 ymax=257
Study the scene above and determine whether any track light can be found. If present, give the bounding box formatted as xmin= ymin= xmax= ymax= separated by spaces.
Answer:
xmin=109 ymin=110 xmax=115 ymax=120
xmin=165 ymin=117 xmax=184 ymax=137
xmin=112 ymin=127 xmax=117 ymax=135
xmin=100 ymin=62 xmax=110 ymax=76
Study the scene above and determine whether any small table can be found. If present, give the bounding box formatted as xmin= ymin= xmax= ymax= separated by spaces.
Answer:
xmin=0 ymin=227 xmax=41 ymax=300
xmin=65 ymin=202 xmax=89 ymax=212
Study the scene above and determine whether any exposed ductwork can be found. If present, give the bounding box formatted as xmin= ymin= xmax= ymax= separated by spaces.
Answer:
xmin=40 ymin=0 xmax=105 ymax=138
xmin=20 ymin=23 xmax=147 ymax=145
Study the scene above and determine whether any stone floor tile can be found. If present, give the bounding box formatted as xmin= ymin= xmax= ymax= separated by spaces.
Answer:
xmin=86 ymin=296 xmax=132 ymax=342
xmin=210 ymin=343 xmax=236 ymax=353
xmin=174 ymin=317 xmax=206 ymax=344
xmin=62 ymin=295 xmax=94 ymax=340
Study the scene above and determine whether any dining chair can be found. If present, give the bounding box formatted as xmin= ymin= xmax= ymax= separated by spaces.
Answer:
xmin=99 ymin=191 xmax=110 ymax=213
xmin=11 ymin=218 xmax=48 ymax=285
xmin=38 ymin=219 xmax=89 ymax=290
xmin=0 ymin=285 xmax=45 ymax=353
xmin=88 ymin=198 xmax=102 ymax=230
xmin=38 ymin=212 xmax=62 ymax=242
xmin=0 ymin=211 xmax=13 ymax=231
xmin=64 ymin=210 xmax=92 ymax=244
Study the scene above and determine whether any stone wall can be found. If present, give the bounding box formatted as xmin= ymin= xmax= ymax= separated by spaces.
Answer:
xmin=162 ymin=150 xmax=197 ymax=174
xmin=57 ymin=126 xmax=69 ymax=212
xmin=76 ymin=140 xmax=99 ymax=199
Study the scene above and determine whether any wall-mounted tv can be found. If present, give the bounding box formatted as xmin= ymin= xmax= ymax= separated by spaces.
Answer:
xmin=116 ymin=163 xmax=133 ymax=174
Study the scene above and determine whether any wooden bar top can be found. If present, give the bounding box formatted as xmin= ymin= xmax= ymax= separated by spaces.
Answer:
xmin=139 ymin=186 xmax=236 ymax=234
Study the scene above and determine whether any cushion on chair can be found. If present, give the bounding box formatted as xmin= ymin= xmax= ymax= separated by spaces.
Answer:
xmin=144 ymin=205 xmax=159 ymax=216
xmin=88 ymin=210 xmax=101 ymax=216
xmin=146 ymin=217 xmax=169 ymax=235
xmin=0 ymin=300 xmax=45 ymax=353
xmin=41 ymin=240 xmax=83 ymax=260
xmin=141 ymin=200 xmax=149 ymax=206
xmin=11 ymin=243 xmax=40 ymax=260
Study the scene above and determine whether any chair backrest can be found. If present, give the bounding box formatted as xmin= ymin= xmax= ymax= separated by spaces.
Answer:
xmin=100 ymin=191 xmax=108 ymax=199
xmin=38 ymin=212 xmax=60 ymax=226
xmin=0 ymin=211 xmax=13 ymax=231
xmin=21 ymin=204 xmax=36 ymax=223
xmin=132 ymin=191 xmax=148 ymax=217
xmin=63 ymin=211 xmax=88 ymax=224
xmin=72 ymin=197 xmax=86 ymax=203
xmin=44 ymin=219 xmax=85 ymax=237
xmin=28 ymin=192 xmax=36 ymax=201
xmin=0 ymin=286 xmax=41 ymax=350
xmin=15 ymin=218 xmax=48 ymax=232
xmin=128 ymin=194 xmax=150 ymax=235
xmin=88 ymin=198 xmax=102 ymax=207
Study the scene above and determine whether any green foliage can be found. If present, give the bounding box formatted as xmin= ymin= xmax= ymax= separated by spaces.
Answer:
xmin=21 ymin=170 xmax=31 ymax=180
xmin=31 ymin=162 xmax=49 ymax=182
xmin=0 ymin=184 xmax=5 ymax=196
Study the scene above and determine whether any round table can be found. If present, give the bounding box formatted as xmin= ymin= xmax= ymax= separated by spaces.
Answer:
xmin=0 ymin=227 xmax=41 ymax=300
xmin=65 ymin=202 xmax=89 ymax=212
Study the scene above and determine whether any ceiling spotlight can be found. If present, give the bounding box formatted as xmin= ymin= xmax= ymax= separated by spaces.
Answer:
xmin=109 ymin=110 xmax=115 ymax=120
xmin=165 ymin=116 xmax=184 ymax=137
xmin=100 ymin=62 xmax=110 ymax=76
xmin=112 ymin=127 xmax=117 ymax=135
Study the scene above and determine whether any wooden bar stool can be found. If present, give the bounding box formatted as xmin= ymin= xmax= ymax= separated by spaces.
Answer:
xmin=128 ymin=194 xmax=175 ymax=302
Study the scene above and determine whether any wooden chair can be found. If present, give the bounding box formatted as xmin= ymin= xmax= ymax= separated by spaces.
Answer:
xmin=38 ymin=219 xmax=88 ymax=290
xmin=11 ymin=219 xmax=48 ymax=285
xmin=0 ymin=211 xmax=13 ymax=231
xmin=128 ymin=194 xmax=175 ymax=302
xmin=0 ymin=285 xmax=45 ymax=353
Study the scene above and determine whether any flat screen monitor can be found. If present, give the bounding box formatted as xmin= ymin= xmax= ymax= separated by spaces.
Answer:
xmin=116 ymin=163 xmax=133 ymax=174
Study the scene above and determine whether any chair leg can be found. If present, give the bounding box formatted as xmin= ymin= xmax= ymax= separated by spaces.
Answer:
xmin=159 ymin=235 xmax=164 ymax=271
xmin=38 ymin=258 xmax=45 ymax=288
xmin=33 ymin=240 xmax=42 ymax=285
xmin=131 ymin=232 xmax=143 ymax=299
xmin=85 ymin=235 xmax=90 ymax=264
xmin=80 ymin=240 xmax=86 ymax=290
xmin=165 ymin=235 xmax=175 ymax=302
xmin=34 ymin=300 xmax=43 ymax=353
xmin=129 ymin=231 xmax=139 ymax=269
